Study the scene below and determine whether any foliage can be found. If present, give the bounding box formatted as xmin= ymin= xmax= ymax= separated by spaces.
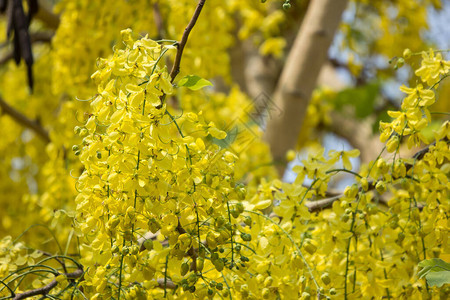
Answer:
xmin=0 ymin=0 xmax=449 ymax=299
xmin=418 ymin=258 xmax=450 ymax=287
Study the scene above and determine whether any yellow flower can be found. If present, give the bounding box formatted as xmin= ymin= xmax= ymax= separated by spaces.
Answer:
xmin=399 ymin=84 xmax=434 ymax=109
xmin=328 ymin=149 xmax=360 ymax=169
xmin=415 ymin=49 xmax=450 ymax=86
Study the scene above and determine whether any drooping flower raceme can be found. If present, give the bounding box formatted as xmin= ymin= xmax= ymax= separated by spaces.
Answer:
xmin=74 ymin=30 xmax=250 ymax=298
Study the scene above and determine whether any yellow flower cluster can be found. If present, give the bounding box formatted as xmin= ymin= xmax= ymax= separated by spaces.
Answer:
xmin=0 ymin=1 xmax=449 ymax=299
xmin=67 ymin=30 xmax=371 ymax=300
xmin=0 ymin=0 xmax=314 ymax=244
xmin=300 ymin=50 xmax=449 ymax=299
xmin=0 ymin=0 xmax=284 ymax=274
xmin=179 ymin=85 xmax=278 ymax=184
xmin=415 ymin=49 xmax=450 ymax=86
xmin=73 ymin=30 xmax=266 ymax=298
xmin=381 ymin=49 xmax=449 ymax=152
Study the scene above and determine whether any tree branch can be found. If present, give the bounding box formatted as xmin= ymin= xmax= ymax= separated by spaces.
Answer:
xmin=263 ymin=0 xmax=348 ymax=174
xmin=0 ymin=31 xmax=53 ymax=65
xmin=169 ymin=0 xmax=206 ymax=82
xmin=305 ymin=141 xmax=443 ymax=212
xmin=12 ymin=268 xmax=83 ymax=300
xmin=0 ymin=95 xmax=50 ymax=143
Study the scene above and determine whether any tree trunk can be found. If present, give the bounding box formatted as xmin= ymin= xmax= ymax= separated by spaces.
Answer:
xmin=263 ymin=0 xmax=348 ymax=173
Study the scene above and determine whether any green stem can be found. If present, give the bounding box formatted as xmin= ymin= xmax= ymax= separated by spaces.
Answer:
xmin=226 ymin=202 xmax=234 ymax=268
xmin=64 ymin=229 xmax=75 ymax=256
xmin=37 ymin=255 xmax=82 ymax=269
xmin=117 ymin=240 xmax=126 ymax=299
xmin=155 ymin=39 xmax=178 ymax=44
xmin=380 ymin=250 xmax=391 ymax=300
xmin=299 ymin=178 xmax=318 ymax=205
xmin=0 ymin=278 xmax=15 ymax=298
xmin=344 ymin=191 xmax=364 ymax=299
xmin=13 ymin=224 xmax=63 ymax=255
xmin=326 ymin=168 xmax=362 ymax=178
xmin=428 ymin=72 xmax=449 ymax=90
xmin=220 ymin=272 xmax=232 ymax=300
xmin=344 ymin=239 xmax=351 ymax=300
xmin=0 ymin=265 xmax=59 ymax=288
xmin=165 ymin=110 xmax=193 ymax=167
xmin=367 ymin=147 xmax=386 ymax=178
xmin=225 ymin=241 xmax=256 ymax=254
xmin=391 ymin=125 xmax=407 ymax=176
xmin=164 ymin=255 xmax=169 ymax=298
xmin=166 ymin=110 xmax=184 ymax=138
xmin=194 ymin=200 xmax=202 ymax=273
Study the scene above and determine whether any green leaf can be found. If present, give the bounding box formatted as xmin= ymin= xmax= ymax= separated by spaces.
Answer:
xmin=418 ymin=258 xmax=450 ymax=287
xmin=425 ymin=271 xmax=450 ymax=287
xmin=418 ymin=258 xmax=450 ymax=272
xmin=334 ymin=83 xmax=379 ymax=119
xmin=177 ymin=75 xmax=212 ymax=90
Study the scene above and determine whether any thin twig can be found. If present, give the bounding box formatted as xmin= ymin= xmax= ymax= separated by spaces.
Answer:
xmin=0 ymin=96 xmax=50 ymax=143
xmin=169 ymin=0 xmax=206 ymax=82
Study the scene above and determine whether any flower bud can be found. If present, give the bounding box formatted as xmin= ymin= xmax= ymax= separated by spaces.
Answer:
xmin=403 ymin=48 xmax=412 ymax=59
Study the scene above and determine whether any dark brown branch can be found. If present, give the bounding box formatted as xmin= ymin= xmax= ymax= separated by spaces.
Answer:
xmin=405 ymin=137 xmax=448 ymax=172
xmin=0 ymin=95 xmax=50 ymax=143
xmin=0 ymin=31 xmax=53 ymax=65
xmin=169 ymin=0 xmax=206 ymax=82
xmin=29 ymin=31 xmax=54 ymax=43
xmin=0 ymin=30 xmax=53 ymax=49
xmin=412 ymin=141 xmax=438 ymax=160
xmin=13 ymin=268 xmax=83 ymax=300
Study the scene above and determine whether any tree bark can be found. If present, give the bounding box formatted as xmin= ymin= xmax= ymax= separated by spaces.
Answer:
xmin=263 ymin=0 xmax=348 ymax=173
